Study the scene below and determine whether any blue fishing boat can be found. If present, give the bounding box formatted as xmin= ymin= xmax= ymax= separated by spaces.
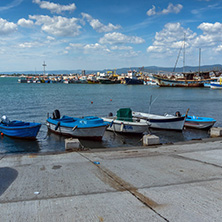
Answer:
xmin=46 ymin=110 xmax=108 ymax=140
xmin=0 ymin=116 xmax=41 ymax=139
xmin=184 ymin=115 xmax=216 ymax=129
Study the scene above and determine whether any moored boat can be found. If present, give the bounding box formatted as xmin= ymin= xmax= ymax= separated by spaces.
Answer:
xmin=0 ymin=115 xmax=41 ymax=139
xmin=153 ymin=72 xmax=212 ymax=87
xmin=102 ymin=108 xmax=150 ymax=134
xmin=184 ymin=115 xmax=216 ymax=129
xmin=46 ymin=110 xmax=108 ymax=140
xmin=87 ymin=75 xmax=99 ymax=84
xmin=18 ymin=77 xmax=27 ymax=83
xmin=124 ymin=70 xmax=143 ymax=85
xmin=210 ymin=77 xmax=222 ymax=89
xmin=132 ymin=111 xmax=185 ymax=131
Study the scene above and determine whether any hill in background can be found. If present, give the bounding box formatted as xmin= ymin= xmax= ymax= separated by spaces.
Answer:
xmin=1 ymin=64 xmax=222 ymax=75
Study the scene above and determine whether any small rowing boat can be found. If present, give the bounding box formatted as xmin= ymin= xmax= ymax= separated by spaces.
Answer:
xmin=0 ymin=115 xmax=41 ymax=140
xmin=184 ymin=115 xmax=216 ymax=130
xmin=46 ymin=110 xmax=108 ymax=140
xmin=102 ymin=108 xmax=150 ymax=134
xmin=132 ymin=111 xmax=185 ymax=131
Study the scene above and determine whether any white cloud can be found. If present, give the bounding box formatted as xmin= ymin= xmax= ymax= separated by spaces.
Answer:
xmin=33 ymin=0 xmax=76 ymax=14
xmin=147 ymin=21 xmax=222 ymax=67
xmin=193 ymin=22 xmax=222 ymax=48
xmin=162 ymin=3 xmax=183 ymax=14
xmin=215 ymin=45 xmax=222 ymax=52
xmin=84 ymin=43 xmax=110 ymax=53
xmin=67 ymin=42 xmax=110 ymax=54
xmin=67 ymin=43 xmax=83 ymax=49
xmin=99 ymin=32 xmax=145 ymax=45
xmin=81 ymin=13 xmax=121 ymax=32
xmin=198 ymin=22 xmax=222 ymax=34
xmin=147 ymin=23 xmax=196 ymax=53
xmin=0 ymin=0 xmax=23 ymax=12
xmin=18 ymin=41 xmax=41 ymax=48
xmin=0 ymin=18 xmax=17 ymax=35
xmin=147 ymin=3 xmax=183 ymax=16
xmin=29 ymin=15 xmax=81 ymax=37
xmin=147 ymin=5 xmax=156 ymax=16
xmin=47 ymin=36 xmax=55 ymax=41
xmin=111 ymin=46 xmax=133 ymax=50
xmin=18 ymin=18 xmax=34 ymax=28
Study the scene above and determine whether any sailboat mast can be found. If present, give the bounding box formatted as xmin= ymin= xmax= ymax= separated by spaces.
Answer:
xmin=199 ymin=48 xmax=201 ymax=75
xmin=183 ymin=33 xmax=185 ymax=73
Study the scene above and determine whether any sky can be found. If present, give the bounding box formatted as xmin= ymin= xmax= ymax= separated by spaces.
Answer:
xmin=0 ymin=0 xmax=222 ymax=72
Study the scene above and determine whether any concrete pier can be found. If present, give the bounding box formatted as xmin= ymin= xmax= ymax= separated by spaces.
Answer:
xmin=143 ymin=134 xmax=160 ymax=146
xmin=1 ymin=138 xmax=222 ymax=221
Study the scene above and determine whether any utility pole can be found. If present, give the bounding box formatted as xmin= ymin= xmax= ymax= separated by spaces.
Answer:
xmin=43 ymin=61 xmax=47 ymax=75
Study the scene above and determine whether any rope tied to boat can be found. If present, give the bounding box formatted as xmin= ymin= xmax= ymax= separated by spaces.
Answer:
xmin=72 ymin=125 xmax=78 ymax=131
xmin=55 ymin=121 xmax=60 ymax=130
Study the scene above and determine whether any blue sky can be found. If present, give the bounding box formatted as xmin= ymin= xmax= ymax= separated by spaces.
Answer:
xmin=0 ymin=0 xmax=221 ymax=72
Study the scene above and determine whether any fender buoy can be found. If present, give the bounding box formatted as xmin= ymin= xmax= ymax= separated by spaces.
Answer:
xmin=120 ymin=122 xmax=124 ymax=132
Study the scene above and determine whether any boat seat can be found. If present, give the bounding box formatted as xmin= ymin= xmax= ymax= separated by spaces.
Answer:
xmin=9 ymin=121 xmax=29 ymax=126
xmin=117 ymin=108 xmax=133 ymax=122
xmin=61 ymin=116 xmax=75 ymax=122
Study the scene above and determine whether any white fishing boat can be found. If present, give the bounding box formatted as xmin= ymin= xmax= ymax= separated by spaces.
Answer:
xmin=102 ymin=108 xmax=150 ymax=134
xmin=132 ymin=111 xmax=185 ymax=131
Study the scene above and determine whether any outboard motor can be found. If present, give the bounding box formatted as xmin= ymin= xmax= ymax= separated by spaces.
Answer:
xmin=52 ymin=110 xmax=60 ymax=119
xmin=175 ymin=111 xmax=181 ymax=117
xmin=1 ymin=115 xmax=10 ymax=124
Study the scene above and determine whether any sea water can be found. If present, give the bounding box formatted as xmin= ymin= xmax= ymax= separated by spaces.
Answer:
xmin=0 ymin=77 xmax=221 ymax=154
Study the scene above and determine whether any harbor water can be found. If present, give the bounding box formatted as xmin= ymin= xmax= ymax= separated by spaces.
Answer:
xmin=0 ymin=77 xmax=221 ymax=154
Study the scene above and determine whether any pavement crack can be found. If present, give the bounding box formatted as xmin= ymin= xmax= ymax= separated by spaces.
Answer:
xmin=171 ymin=153 xmax=222 ymax=169
xmin=79 ymin=152 xmax=169 ymax=222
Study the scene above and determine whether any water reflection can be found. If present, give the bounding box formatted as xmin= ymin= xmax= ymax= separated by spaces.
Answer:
xmin=0 ymin=136 xmax=40 ymax=154
xmin=80 ymin=131 xmax=144 ymax=149
xmin=0 ymin=127 xmax=211 ymax=154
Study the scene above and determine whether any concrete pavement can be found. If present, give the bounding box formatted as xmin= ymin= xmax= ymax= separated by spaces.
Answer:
xmin=1 ymin=138 xmax=222 ymax=221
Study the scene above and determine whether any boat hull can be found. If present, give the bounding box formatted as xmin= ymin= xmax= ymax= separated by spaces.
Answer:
xmin=47 ymin=122 xmax=106 ymax=140
xmin=0 ymin=122 xmax=41 ymax=139
xmin=184 ymin=115 xmax=216 ymax=129
xmin=124 ymin=78 xmax=143 ymax=85
xmin=210 ymin=82 xmax=222 ymax=89
xmin=153 ymin=75 xmax=211 ymax=87
xmin=102 ymin=117 xmax=149 ymax=134
xmin=132 ymin=111 xmax=185 ymax=131
xmin=46 ymin=116 xmax=108 ymax=140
